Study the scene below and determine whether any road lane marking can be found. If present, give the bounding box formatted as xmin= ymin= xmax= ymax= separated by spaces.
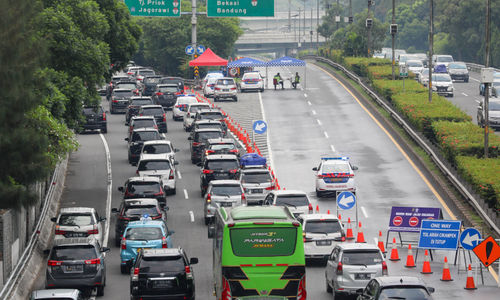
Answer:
xmin=176 ymin=170 xmax=182 ymax=179
xmin=183 ymin=189 xmax=189 ymax=199
xmin=99 ymin=133 xmax=112 ymax=248
xmin=258 ymin=92 xmax=274 ymax=171
xmin=307 ymin=100 xmax=312 ymax=106
xmin=311 ymin=109 xmax=317 ymax=115
xmin=304 ymin=93 xmax=308 ymax=98
xmin=189 ymin=211 xmax=195 ymax=222
xmin=323 ymin=131 xmax=329 ymax=138
xmin=330 ymin=144 xmax=336 ymax=152
xmin=471 ymin=77 xmax=480 ymax=82
xmin=316 ymin=119 xmax=322 ymax=126
xmin=361 ymin=206 xmax=369 ymax=218
xmin=462 ymin=92 xmax=468 ymax=97
xmin=475 ymin=100 xmax=481 ymax=104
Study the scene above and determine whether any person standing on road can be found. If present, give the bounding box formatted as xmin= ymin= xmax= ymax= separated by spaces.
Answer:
xmin=273 ymin=73 xmax=283 ymax=90
xmin=292 ymin=72 xmax=300 ymax=89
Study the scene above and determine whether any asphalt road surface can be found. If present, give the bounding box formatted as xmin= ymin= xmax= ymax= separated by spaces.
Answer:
xmin=33 ymin=63 xmax=499 ymax=299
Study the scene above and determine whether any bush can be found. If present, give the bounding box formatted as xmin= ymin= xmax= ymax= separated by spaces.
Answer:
xmin=372 ymin=79 xmax=426 ymax=100
xmin=367 ymin=65 xmax=417 ymax=81
xmin=456 ymin=156 xmax=500 ymax=211
xmin=392 ymin=93 xmax=471 ymax=136
xmin=343 ymin=57 xmax=390 ymax=77
xmin=431 ymin=121 xmax=500 ymax=162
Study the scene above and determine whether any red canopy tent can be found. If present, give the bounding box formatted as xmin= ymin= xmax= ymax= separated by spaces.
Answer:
xmin=188 ymin=48 xmax=228 ymax=66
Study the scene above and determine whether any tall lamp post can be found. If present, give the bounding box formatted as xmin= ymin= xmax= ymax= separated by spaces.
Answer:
xmin=391 ymin=0 xmax=397 ymax=80
xmin=428 ymin=0 xmax=433 ymax=103
xmin=484 ymin=0 xmax=491 ymax=157
xmin=366 ymin=0 xmax=373 ymax=57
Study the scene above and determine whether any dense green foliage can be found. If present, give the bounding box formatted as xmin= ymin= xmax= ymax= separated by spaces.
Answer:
xmin=0 ymin=0 xmax=140 ymax=208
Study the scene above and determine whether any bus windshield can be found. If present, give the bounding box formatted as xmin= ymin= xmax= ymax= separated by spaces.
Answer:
xmin=229 ymin=227 xmax=297 ymax=257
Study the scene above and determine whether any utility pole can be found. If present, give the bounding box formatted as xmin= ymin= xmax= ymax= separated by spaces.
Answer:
xmin=310 ymin=7 xmax=313 ymax=52
xmin=391 ymin=0 xmax=396 ymax=80
xmin=484 ymin=0 xmax=491 ymax=157
xmin=298 ymin=8 xmax=302 ymax=46
xmin=316 ymin=0 xmax=319 ymax=51
xmin=428 ymin=0 xmax=433 ymax=103
xmin=303 ymin=0 xmax=306 ymax=40
xmin=367 ymin=0 xmax=372 ymax=57
xmin=288 ymin=0 xmax=291 ymax=32
xmin=349 ymin=0 xmax=352 ymax=22
xmin=191 ymin=0 xmax=197 ymax=78
xmin=336 ymin=0 xmax=340 ymax=30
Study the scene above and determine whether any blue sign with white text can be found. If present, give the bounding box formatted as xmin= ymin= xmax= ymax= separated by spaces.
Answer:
xmin=253 ymin=120 xmax=267 ymax=134
xmin=336 ymin=191 xmax=356 ymax=210
xmin=418 ymin=220 xmax=461 ymax=250
xmin=460 ymin=228 xmax=482 ymax=250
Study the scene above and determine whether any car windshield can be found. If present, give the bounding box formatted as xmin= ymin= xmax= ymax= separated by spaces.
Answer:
xmin=421 ymin=69 xmax=429 ymax=76
xmin=207 ymin=160 xmax=239 ymax=170
xmin=138 ymin=160 xmax=171 ymax=171
xmin=216 ymin=79 xmax=235 ymax=86
xmin=489 ymin=102 xmax=500 ymax=111
xmin=83 ymin=107 xmax=101 ymax=114
xmin=177 ymin=98 xmax=197 ymax=105
xmin=433 ymin=74 xmax=451 ymax=82
xmin=211 ymin=185 xmax=242 ymax=196
xmin=276 ymin=195 xmax=309 ymax=207
xmin=437 ymin=56 xmax=453 ymax=62
xmin=197 ymin=124 xmax=222 ymax=130
xmin=59 ymin=214 xmax=94 ymax=226
xmin=132 ymin=120 xmax=156 ymax=128
xmin=145 ymin=77 xmax=161 ymax=84
xmin=211 ymin=143 xmax=235 ymax=150
xmin=51 ymin=245 xmax=97 ymax=261
xmin=127 ymin=182 xmax=161 ymax=194
xmin=242 ymin=172 xmax=272 ymax=184
xmin=161 ymin=78 xmax=183 ymax=85
xmin=116 ymin=83 xmax=136 ymax=90
xmin=304 ymin=220 xmax=342 ymax=234
xmin=407 ymin=61 xmax=422 ymax=67
xmin=124 ymin=206 xmax=158 ymax=217
xmin=200 ymin=112 xmax=223 ymax=120
xmin=197 ymin=131 xmax=223 ymax=141
xmin=142 ymin=108 xmax=164 ymax=115
xmin=243 ymin=73 xmax=261 ymax=80
xmin=132 ymin=131 xmax=161 ymax=141
xmin=322 ymin=163 xmax=350 ymax=173
xmin=142 ymin=144 xmax=171 ymax=154
xmin=449 ymin=63 xmax=466 ymax=69
xmin=140 ymin=255 xmax=185 ymax=272
xmin=158 ymin=86 xmax=179 ymax=93
xmin=379 ymin=287 xmax=431 ymax=300
xmin=189 ymin=105 xmax=209 ymax=113
xmin=341 ymin=250 xmax=383 ymax=265
xmin=131 ymin=99 xmax=152 ymax=106
xmin=114 ymin=90 xmax=134 ymax=97
xmin=126 ymin=227 xmax=163 ymax=240
xmin=139 ymin=70 xmax=155 ymax=76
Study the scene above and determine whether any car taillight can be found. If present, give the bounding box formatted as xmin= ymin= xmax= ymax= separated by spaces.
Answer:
xmin=192 ymin=142 xmax=201 ymax=146
xmin=185 ymin=265 xmax=193 ymax=279
xmin=112 ymin=99 xmax=118 ymax=103
xmin=118 ymin=215 xmax=130 ymax=221
xmin=336 ymin=262 xmax=343 ymax=275
xmin=84 ymin=258 xmax=101 ymax=265
xmin=241 ymin=193 xmax=246 ymax=204
xmin=265 ymin=185 xmax=275 ymax=190
xmin=48 ymin=260 xmax=62 ymax=266
xmin=55 ymin=226 xmax=65 ymax=235
xmin=169 ymin=169 xmax=174 ymax=180
xmin=175 ymin=91 xmax=182 ymax=95
xmin=229 ymin=169 xmax=238 ymax=174
xmin=156 ymin=92 xmax=163 ymax=96
xmin=102 ymin=112 xmax=106 ymax=121
xmin=206 ymin=193 xmax=211 ymax=203
xmin=221 ymin=276 xmax=232 ymax=300
xmin=229 ymin=149 xmax=239 ymax=154
xmin=308 ymin=203 xmax=313 ymax=213
xmin=215 ymin=87 xmax=221 ymax=91
xmin=203 ymin=169 xmax=214 ymax=174
xmin=152 ymin=213 xmax=162 ymax=220
xmin=231 ymin=87 xmax=237 ymax=90
xmin=87 ymin=225 xmax=98 ymax=235
xmin=162 ymin=236 xmax=168 ymax=248
xmin=297 ymin=276 xmax=307 ymax=300
xmin=121 ymin=238 xmax=127 ymax=250
xmin=162 ymin=113 xmax=166 ymax=122
xmin=382 ymin=261 xmax=388 ymax=275
xmin=136 ymin=169 xmax=139 ymax=175
xmin=205 ymin=150 xmax=215 ymax=155
xmin=132 ymin=267 xmax=139 ymax=281
xmin=124 ymin=189 xmax=133 ymax=197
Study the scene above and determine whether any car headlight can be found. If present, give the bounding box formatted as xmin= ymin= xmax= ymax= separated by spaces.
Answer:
xmin=448 ymin=86 xmax=453 ymax=91
xmin=432 ymin=86 xmax=437 ymax=91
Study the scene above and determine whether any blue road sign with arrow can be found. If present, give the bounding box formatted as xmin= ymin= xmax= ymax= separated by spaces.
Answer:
xmin=185 ymin=45 xmax=194 ymax=55
xmin=337 ymin=191 xmax=356 ymax=210
xmin=253 ymin=120 xmax=267 ymax=134
xmin=196 ymin=45 xmax=206 ymax=55
xmin=460 ymin=228 xmax=482 ymax=250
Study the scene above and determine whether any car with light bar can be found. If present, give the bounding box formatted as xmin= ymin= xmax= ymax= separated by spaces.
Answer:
xmin=208 ymin=206 xmax=306 ymax=300
xmin=188 ymin=128 xmax=224 ymax=164
xmin=263 ymin=190 xmax=312 ymax=218
xmin=204 ymin=180 xmax=245 ymax=225
xmin=136 ymin=154 xmax=178 ymax=195
xmin=213 ymin=77 xmax=238 ymax=102
xmin=202 ymin=71 xmax=224 ymax=87
xmin=140 ymin=140 xmax=179 ymax=163
xmin=118 ymin=176 xmax=167 ymax=208
xmin=138 ymin=105 xmax=167 ymax=133
xmin=112 ymin=198 xmax=166 ymax=247
xmin=120 ymin=218 xmax=174 ymax=274
xmin=125 ymin=127 xmax=163 ymax=165
xmin=45 ymin=238 xmax=109 ymax=296
xmin=51 ymin=207 xmax=105 ymax=244
xmin=199 ymin=154 xmax=240 ymax=196
xmin=125 ymin=96 xmax=153 ymax=125
xmin=239 ymin=167 xmax=274 ymax=205
xmin=130 ymin=248 xmax=198 ymax=300
xmin=313 ymin=156 xmax=358 ymax=197
xmin=183 ymin=102 xmax=211 ymax=131
xmin=172 ymin=95 xmax=198 ymax=121
xmin=296 ymin=214 xmax=345 ymax=262
xmin=356 ymin=276 xmax=435 ymax=300
xmin=202 ymin=138 xmax=239 ymax=161
xmin=240 ymin=71 xmax=264 ymax=92
xmin=80 ymin=106 xmax=107 ymax=134
xmin=153 ymin=83 xmax=182 ymax=109
xmin=111 ymin=88 xmax=134 ymax=114
xmin=325 ymin=243 xmax=387 ymax=299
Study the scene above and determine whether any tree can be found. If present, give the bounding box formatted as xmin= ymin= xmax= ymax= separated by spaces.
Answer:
xmin=318 ymin=2 xmax=345 ymax=39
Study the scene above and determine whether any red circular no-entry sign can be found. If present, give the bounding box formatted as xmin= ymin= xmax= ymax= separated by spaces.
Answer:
xmin=409 ymin=217 xmax=419 ymax=227
xmin=393 ymin=216 xmax=403 ymax=226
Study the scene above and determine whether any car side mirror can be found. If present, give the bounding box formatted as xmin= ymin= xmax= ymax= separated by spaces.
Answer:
xmin=50 ymin=217 xmax=57 ymax=222
xmin=111 ymin=208 xmax=118 ymax=213
xmin=208 ymin=225 xmax=215 ymax=239
xmin=118 ymin=186 xmax=124 ymax=192
xmin=352 ymin=165 xmax=359 ymax=171
xmin=428 ymin=287 xmax=435 ymax=294
xmin=174 ymin=148 xmax=180 ymax=153
xmin=189 ymin=257 xmax=199 ymax=265
xmin=124 ymin=138 xmax=129 ymax=141
xmin=43 ymin=249 xmax=51 ymax=255
xmin=101 ymin=247 xmax=110 ymax=253
xmin=312 ymin=167 xmax=318 ymax=171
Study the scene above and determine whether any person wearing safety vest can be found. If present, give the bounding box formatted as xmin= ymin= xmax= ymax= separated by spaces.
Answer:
xmin=292 ymin=72 xmax=300 ymax=89
xmin=273 ymin=73 xmax=284 ymax=90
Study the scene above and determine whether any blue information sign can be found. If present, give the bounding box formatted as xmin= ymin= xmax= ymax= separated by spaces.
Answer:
xmin=185 ymin=45 xmax=194 ymax=55
xmin=336 ymin=191 xmax=356 ymax=210
xmin=253 ymin=120 xmax=267 ymax=134
xmin=196 ymin=45 xmax=206 ymax=55
xmin=418 ymin=220 xmax=461 ymax=250
xmin=460 ymin=228 xmax=482 ymax=250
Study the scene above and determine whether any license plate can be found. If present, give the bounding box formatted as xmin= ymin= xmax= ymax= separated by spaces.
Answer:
xmin=219 ymin=202 xmax=233 ymax=207
xmin=316 ymin=240 xmax=332 ymax=246
xmin=251 ymin=189 xmax=263 ymax=194
xmin=152 ymin=280 xmax=175 ymax=289
xmin=355 ymin=273 xmax=371 ymax=280
xmin=223 ymin=89 xmax=229 ymax=92
xmin=88 ymin=118 xmax=95 ymax=122
xmin=64 ymin=265 xmax=83 ymax=272
xmin=66 ymin=232 xmax=87 ymax=237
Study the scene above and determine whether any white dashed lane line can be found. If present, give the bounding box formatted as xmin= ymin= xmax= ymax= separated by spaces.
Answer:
xmin=176 ymin=170 xmax=182 ymax=179
xmin=304 ymin=93 xmax=308 ymax=98
xmin=462 ymin=92 xmax=468 ymax=97
xmin=316 ymin=119 xmax=322 ymax=126
xmin=183 ymin=189 xmax=189 ymax=199
xmin=324 ymin=131 xmax=329 ymax=138
xmin=189 ymin=211 xmax=195 ymax=222
xmin=307 ymin=100 xmax=312 ymax=106
xmin=311 ymin=109 xmax=317 ymax=115
xmin=330 ymin=145 xmax=336 ymax=152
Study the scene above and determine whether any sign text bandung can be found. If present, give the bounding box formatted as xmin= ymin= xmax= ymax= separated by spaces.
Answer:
xmin=388 ymin=206 xmax=442 ymax=232
xmin=418 ymin=220 xmax=461 ymax=250
xmin=124 ymin=0 xmax=181 ymax=17
xmin=207 ymin=0 xmax=274 ymax=17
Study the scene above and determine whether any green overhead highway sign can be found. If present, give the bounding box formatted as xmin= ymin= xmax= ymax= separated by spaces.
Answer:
xmin=207 ymin=0 xmax=274 ymax=17
xmin=124 ymin=0 xmax=181 ymax=17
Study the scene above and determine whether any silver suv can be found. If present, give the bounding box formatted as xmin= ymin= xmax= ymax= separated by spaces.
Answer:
xmin=239 ymin=167 xmax=275 ymax=205
xmin=325 ymin=243 xmax=387 ymax=299
xmin=214 ymin=77 xmax=238 ymax=102
xmin=204 ymin=180 xmax=245 ymax=225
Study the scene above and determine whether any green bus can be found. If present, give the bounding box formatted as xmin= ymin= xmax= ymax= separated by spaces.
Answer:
xmin=208 ymin=206 xmax=306 ymax=300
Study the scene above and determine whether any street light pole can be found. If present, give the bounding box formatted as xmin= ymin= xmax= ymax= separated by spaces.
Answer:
xmin=367 ymin=0 xmax=372 ymax=57
xmin=303 ymin=0 xmax=306 ymax=39
xmin=428 ymin=0 xmax=433 ymax=103
xmin=392 ymin=0 xmax=396 ymax=80
xmin=316 ymin=0 xmax=319 ymax=51
xmin=484 ymin=0 xmax=491 ymax=157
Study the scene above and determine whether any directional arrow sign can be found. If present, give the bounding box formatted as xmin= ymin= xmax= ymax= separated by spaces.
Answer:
xmin=460 ymin=228 xmax=481 ymax=250
xmin=253 ymin=120 xmax=267 ymax=134
xmin=185 ymin=45 xmax=194 ymax=55
xmin=196 ymin=45 xmax=206 ymax=55
xmin=336 ymin=191 xmax=356 ymax=210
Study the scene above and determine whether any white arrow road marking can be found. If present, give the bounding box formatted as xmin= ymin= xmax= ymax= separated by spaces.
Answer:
xmin=189 ymin=211 xmax=195 ymax=223
xmin=184 ymin=189 xmax=189 ymax=199
xmin=254 ymin=122 xmax=266 ymax=132
xmin=462 ymin=232 xmax=480 ymax=247
xmin=339 ymin=194 xmax=355 ymax=207
xmin=361 ymin=206 xmax=368 ymax=218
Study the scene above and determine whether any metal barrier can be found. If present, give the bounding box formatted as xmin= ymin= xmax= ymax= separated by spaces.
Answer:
xmin=303 ymin=55 xmax=500 ymax=237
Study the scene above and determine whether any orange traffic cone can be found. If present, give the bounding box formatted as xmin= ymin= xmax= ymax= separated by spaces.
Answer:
xmin=389 ymin=238 xmax=400 ymax=261
xmin=440 ymin=257 xmax=453 ymax=281
xmin=377 ymin=231 xmax=386 ymax=253
xmin=356 ymin=222 xmax=366 ymax=243
xmin=315 ymin=205 xmax=320 ymax=213
xmin=464 ymin=264 xmax=476 ymax=290
xmin=420 ymin=250 xmax=433 ymax=274
xmin=405 ymin=244 xmax=416 ymax=268
xmin=346 ymin=218 xmax=354 ymax=240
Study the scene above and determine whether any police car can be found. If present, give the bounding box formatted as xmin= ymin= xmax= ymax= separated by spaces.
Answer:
xmin=119 ymin=217 xmax=174 ymax=274
xmin=312 ymin=156 xmax=358 ymax=197
xmin=296 ymin=214 xmax=345 ymax=261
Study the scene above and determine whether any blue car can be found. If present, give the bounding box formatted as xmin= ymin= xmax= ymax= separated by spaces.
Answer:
xmin=120 ymin=219 xmax=174 ymax=274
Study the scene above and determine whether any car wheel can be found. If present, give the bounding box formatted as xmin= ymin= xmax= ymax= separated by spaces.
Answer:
xmin=96 ymin=285 xmax=104 ymax=296
xmin=214 ymin=97 xmax=218 ymax=102
xmin=171 ymin=187 xmax=177 ymax=195
xmin=115 ymin=237 xmax=121 ymax=247
xmin=101 ymin=126 xmax=107 ymax=134
xmin=465 ymin=78 xmax=469 ymax=83
xmin=326 ymin=279 xmax=332 ymax=293
xmin=204 ymin=217 xmax=210 ymax=225
xmin=120 ymin=264 xmax=128 ymax=274
xmin=234 ymin=97 xmax=238 ymax=102
xmin=260 ymin=88 xmax=264 ymax=92
xmin=316 ymin=189 xmax=323 ymax=198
